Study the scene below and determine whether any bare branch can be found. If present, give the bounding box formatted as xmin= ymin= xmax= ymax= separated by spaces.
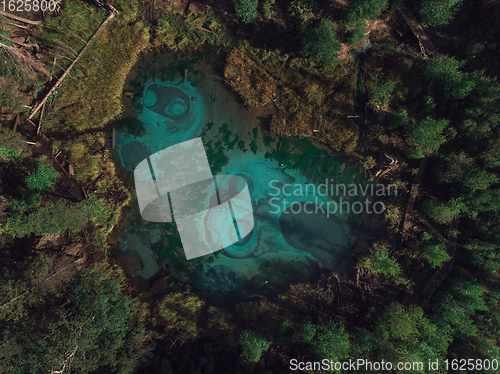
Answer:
xmin=0 ymin=10 xmax=41 ymax=25
xmin=0 ymin=33 xmax=38 ymax=48
xmin=0 ymin=41 xmax=49 ymax=75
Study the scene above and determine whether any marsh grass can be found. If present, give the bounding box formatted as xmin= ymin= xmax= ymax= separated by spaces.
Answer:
xmin=153 ymin=6 xmax=224 ymax=52
xmin=53 ymin=21 xmax=150 ymax=132
xmin=30 ymin=0 xmax=150 ymax=249
xmin=224 ymin=41 xmax=359 ymax=152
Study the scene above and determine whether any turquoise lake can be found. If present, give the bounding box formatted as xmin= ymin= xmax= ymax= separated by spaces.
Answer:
xmin=115 ymin=64 xmax=361 ymax=302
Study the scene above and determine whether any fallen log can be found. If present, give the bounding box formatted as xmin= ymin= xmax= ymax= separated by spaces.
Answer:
xmin=37 ymin=103 xmax=45 ymax=134
xmin=0 ymin=10 xmax=41 ymax=25
xmin=51 ymin=154 xmax=70 ymax=176
xmin=193 ymin=25 xmax=215 ymax=34
xmin=0 ymin=33 xmax=39 ymax=49
xmin=12 ymin=114 xmax=20 ymax=133
xmin=48 ymin=191 xmax=80 ymax=202
xmin=26 ymin=117 xmax=37 ymax=129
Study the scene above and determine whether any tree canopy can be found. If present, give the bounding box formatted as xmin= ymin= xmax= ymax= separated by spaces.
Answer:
xmin=343 ymin=0 xmax=388 ymax=26
xmin=405 ymin=117 xmax=449 ymax=158
xmin=416 ymin=0 xmax=463 ymax=27
xmin=300 ymin=19 xmax=341 ymax=66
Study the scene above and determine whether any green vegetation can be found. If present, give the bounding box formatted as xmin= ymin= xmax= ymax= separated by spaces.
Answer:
xmin=300 ymin=19 xmax=341 ymax=66
xmin=224 ymin=42 xmax=358 ymax=152
xmin=423 ymin=198 xmax=464 ymax=225
xmin=1 ymin=199 xmax=91 ymax=238
xmin=25 ymin=157 xmax=59 ymax=191
xmin=298 ymin=321 xmax=316 ymax=343
xmin=418 ymin=233 xmax=451 ymax=268
xmin=239 ymin=330 xmax=270 ymax=363
xmin=343 ymin=0 xmax=388 ymax=26
xmin=0 ymin=126 xmax=26 ymax=160
xmin=250 ymin=127 xmax=259 ymax=154
xmin=155 ymin=291 xmax=204 ymax=342
xmin=310 ymin=321 xmax=350 ymax=360
xmin=346 ymin=23 xmax=366 ymax=45
xmin=415 ymin=0 xmax=463 ymax=27
xmin=288 ymin=0 xmax=315 ymax=26
xmin=153 ymin=5 xmax=223 ymax=51
xmin=358 ymin=242 xmax=402 ymax=278
xmin=405 ymin=117 xmax=449 ymax=158
xmin=1 ymin=0 xmax=500 ymax=372
xmin=260 ymin=0 xmax=276 ymax=20
xmin=425 ymin=54 xmax=475 ymax=100
xmin=232 ymin=0 xmax=258 ymax=24
xmin=0 ymin=263 xmax=151 ymax=374
xmin=360 ymin=303 xmax=451 ymax=366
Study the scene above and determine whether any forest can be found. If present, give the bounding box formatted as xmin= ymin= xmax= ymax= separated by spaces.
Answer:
xmin=0 ymin=0 xmax=499 ymax=372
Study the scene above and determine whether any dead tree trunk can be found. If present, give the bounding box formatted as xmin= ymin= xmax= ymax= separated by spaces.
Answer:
xmin=0 ymin=10 xmax=41 ymax=25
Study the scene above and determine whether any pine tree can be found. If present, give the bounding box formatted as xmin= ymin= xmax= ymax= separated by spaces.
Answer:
xmin=363 ymin=303 xmax=451 ymax=365
xmin=416 ymin=0 xmax=463 ymax=27
xmin=300 ymin=19 xmax=341 ymax=66
xmin=310 ymin=321 xmax=350 ymax=361
xmin=423 ymin=197 xmax=465 ymax=225
xmin=405 ymin=117 xmax=449 ymax=158
xmin=343 ymin=0 xmax=388 ymax=26
xmin=426 ymin=55 xmax=475 ymax=100
xmin=25 ymin=157 xmax=59 ymax=192
xmin=358 ymin=242 xmax=402 ymax=278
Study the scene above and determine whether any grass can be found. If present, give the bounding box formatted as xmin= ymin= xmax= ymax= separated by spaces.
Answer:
xmin=153 ymin=5 xmax=225 ymax=52
xmin=51 ymin=131 xmax=130 ymax=248
xmin=53 ymin=21 xmax=150 ymax=132
xmin=224 ymin=41 xmax=359 ymax=152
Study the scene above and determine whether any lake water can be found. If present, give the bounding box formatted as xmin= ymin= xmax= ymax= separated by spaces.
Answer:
xmin=115 ymin=58 xmax=360 ymax=303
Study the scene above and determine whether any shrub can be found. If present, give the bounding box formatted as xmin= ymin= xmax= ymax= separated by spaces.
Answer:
xmin=310 ymin=321 xmax=350 ymax=360
xmin=358 ymin=242 xmax=401 ymax=278
xmin=0 ymin=126 xmax=26 ymax=160
xmin=299 ymin=321 xmax=316 ymax=343
xmin=0 ymin=200 xmax=89 ymax=238
xmin=387 ymin=109 xmax=408 ymax=129
xmin=25 ymin=157 xmax=59 ymax=191
xmin=155 ymin=291 xmax=204 ymax=341
xmin=260 ymin=0 xmax=275 ymax=20
xmin=369 ymin=81 xmax=395 ymax=110
xmin=239 ymin=330 xmax=269 ymax=363
xmin=288 ymin=0 xmax=314 ymax=25
xmin=232 ymin=0 xmax=258 ymax=23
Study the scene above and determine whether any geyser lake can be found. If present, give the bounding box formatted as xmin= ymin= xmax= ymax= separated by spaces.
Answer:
xmin=114 ymin=66 xmax=370 ymax=303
